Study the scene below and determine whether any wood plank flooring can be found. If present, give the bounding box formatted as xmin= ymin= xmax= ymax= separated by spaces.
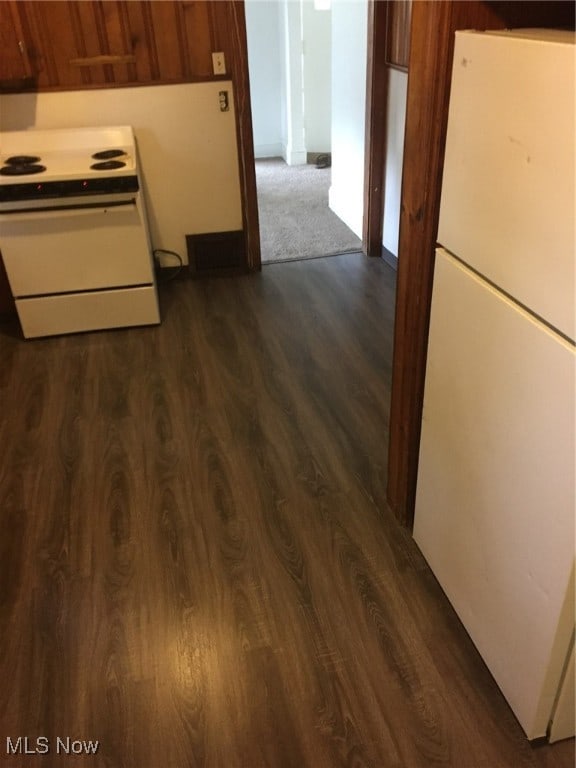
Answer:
xmin=0 ymin=253 xmax=573 ymax=767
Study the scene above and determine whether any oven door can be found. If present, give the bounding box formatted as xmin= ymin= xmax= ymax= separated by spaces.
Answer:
xmin=0 ymin=198 xmax=154 ymax=297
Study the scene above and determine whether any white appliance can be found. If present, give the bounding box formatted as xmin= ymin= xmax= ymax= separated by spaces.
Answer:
xmin=413 ymin=29 xmax=575 ymax=742
xmin=0 ymin=126 xmax=160 ymax=338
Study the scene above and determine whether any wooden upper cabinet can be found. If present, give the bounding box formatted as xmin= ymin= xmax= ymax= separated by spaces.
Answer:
xmin=0 ymin=0 xmax=224 ymax=92
xmin=386 ymin=0 xmax=412 ymax=70
xmin=0 ymin=2 xmax=34 ymax=89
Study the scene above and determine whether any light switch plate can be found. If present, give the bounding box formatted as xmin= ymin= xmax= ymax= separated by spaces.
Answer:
xmin=212 ymin=52 xmax=226 ymax=75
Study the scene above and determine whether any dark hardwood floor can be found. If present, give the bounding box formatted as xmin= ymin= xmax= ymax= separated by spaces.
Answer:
xmin=0 ymin=253 xmax=573 ymax=767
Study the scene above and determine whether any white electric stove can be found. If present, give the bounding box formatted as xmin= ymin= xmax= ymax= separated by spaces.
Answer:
xmin=0 ymin=125 xmax=160 ymax=338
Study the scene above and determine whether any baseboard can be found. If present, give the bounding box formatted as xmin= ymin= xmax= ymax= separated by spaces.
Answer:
xmin=381 ymin=245 xmax=398 ymax=270
xmin=254 ymin=143 xmax=284 ymax=159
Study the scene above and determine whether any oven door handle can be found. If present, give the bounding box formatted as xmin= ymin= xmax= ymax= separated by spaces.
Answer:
xmin=0 ymin=199 xmax=138 ymax=219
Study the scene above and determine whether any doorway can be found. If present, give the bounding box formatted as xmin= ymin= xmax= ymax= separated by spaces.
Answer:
xmin=244 ymin=0 xmax=366 ymax=264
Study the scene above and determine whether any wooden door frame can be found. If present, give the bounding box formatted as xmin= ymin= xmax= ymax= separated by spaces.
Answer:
xmin=363 ymin=0 xmax=389 ymax=258
xmin=215 ymin=1 xmax=261 ymax=270
xmin=232 ymin=0 xmax=389 ymax=269
xmin=386 ymin=0 xmax=461 ymax=528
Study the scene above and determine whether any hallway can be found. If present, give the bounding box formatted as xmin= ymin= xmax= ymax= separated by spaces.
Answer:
xmin=256 ymin=158 xmax=361 ymax=263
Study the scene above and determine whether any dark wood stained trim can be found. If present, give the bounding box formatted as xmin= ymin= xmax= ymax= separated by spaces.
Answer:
xmin=386 ymin=0 xmax=412 ymax=69
xmin=209 ymin=1 xmax=260 ymax=272
xmin=388 ymin=0 xmax=453 ymax=526
xmin=226 ymin=1 xmax=261 ymax=272
xmin=387 ymin=0 xmax=576 ymax=529
xmin=363 ymin=0 xmax=389 ymax=258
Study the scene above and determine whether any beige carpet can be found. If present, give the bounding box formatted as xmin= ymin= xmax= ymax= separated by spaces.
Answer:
xmin=255 ymin=158 xmax=362 ymax=263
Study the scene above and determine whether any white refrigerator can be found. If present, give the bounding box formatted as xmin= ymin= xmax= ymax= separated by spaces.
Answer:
xmin=413 ymin=29 xmax=575 ymax=742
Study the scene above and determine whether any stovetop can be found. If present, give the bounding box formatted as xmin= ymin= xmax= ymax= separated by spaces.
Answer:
xmin=0 ymin=126 xmax=138 ymax=185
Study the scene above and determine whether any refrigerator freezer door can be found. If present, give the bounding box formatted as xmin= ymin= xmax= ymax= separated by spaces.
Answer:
xmin=414 ymin=248 xmax=575 ymax=739
xmin=438 ymin=30 xmax=575 ymax=341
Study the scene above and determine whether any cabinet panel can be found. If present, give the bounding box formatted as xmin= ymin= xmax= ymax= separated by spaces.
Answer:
xmin=23 ymin=1 xmax=87 ymax=89
xmin=146 ymin=2 xmax=187 ymax=81
xmin=0 ymin=1 xmax=33 ymax=87
xmin=68 ymin=1 xmax=135 ymax=86
xmin=181 ymin=1 xmax=213 ymax=78
xmin=0 ymin=0 xmax=224 ymax=92
xmin=123 ymin=1 xmax=155 ymax=83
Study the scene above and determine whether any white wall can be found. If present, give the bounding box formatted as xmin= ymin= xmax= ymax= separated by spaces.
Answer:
xmin=329 ymin=0 xmax=368 ymax=237
xmin=245 ymin=0 xmax=284 ymax=158
xmin=245 ymin=0 xmax=332 ymax=162
xmin=282 ymin=0 xmax=307 ymax=165
xmin=383 ymin=68 xmax=408 ymax=259
xmin=302 ymin=2 xmax=332 ymax=153
xmin=0 ymin=83 xmax=242 ymax=263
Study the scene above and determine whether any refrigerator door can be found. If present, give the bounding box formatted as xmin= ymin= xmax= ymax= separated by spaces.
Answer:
xmin=549 ymin=639 xmax=575 ymax=743
xmin=414 ymin=248 xmax=575 ymax=739
xmin=438 ymin=30 xmax=575 ymax=341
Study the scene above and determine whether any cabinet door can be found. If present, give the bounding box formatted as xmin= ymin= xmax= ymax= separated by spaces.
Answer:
xmin=0 ymin=1 xmax=33 ymax=88
xmin=6 ymin=1 xmax=220 ymax=91
xmin=18 ymin=1 xmax=135 ymax=90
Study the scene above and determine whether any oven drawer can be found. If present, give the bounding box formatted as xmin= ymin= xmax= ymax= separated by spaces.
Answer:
xmin=1 ymin=201 xmax=154 ymax=297
xmin=16 ymin=286 xmax=160 ymax=338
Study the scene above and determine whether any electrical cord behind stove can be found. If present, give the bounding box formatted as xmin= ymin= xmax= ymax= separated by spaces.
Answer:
xmin=153 ymin=248 xmax=184 ymax=282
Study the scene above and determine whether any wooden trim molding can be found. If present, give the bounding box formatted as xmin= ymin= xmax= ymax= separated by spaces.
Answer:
xmin=211 ymin=1 xmax=261 ymax=271
xmin=385 ymin=0 xmax=412 ymax=69
xmin=386 ymin=0 xmax=455 ymax=528
xmin=363 ymin=0 xmax=389 ymax=257
xmin=230 ymin=2 xmax=261 ymax=271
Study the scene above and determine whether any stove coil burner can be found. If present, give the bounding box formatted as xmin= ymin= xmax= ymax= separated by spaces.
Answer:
xmin=1 ymin=154 xmax=46 ymax=176
xmin=92 ymin=149 xmax=127 ymax=160
xmin=5 ymin=155 xmax=42 ymax=165
xmin=90 ymin=160 xmax=127 ymax=171
xmin=0 ymin=163 xmax=46 ymax=176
